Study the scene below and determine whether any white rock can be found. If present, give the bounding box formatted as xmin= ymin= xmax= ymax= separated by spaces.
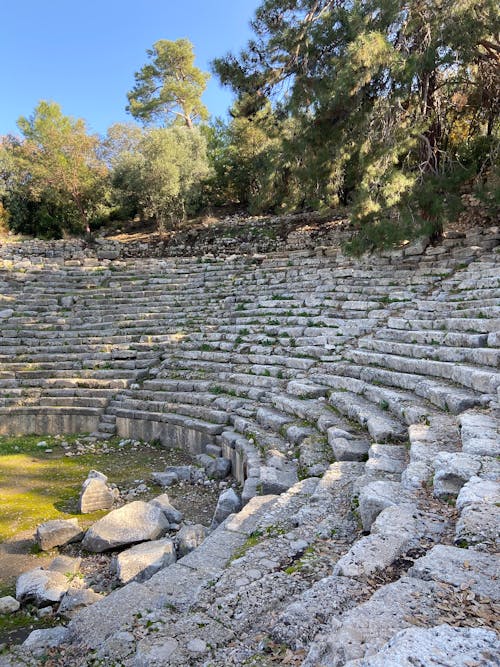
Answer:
xmin=113 ymin=538 xmax=176 ymax=584
xmin=344 ymin=624 xmax=500 ymax=666
xmin=81 ymin=501 xmax=169 ymax=552
xmin=16 ymin=568 xmax=70 ymax=606
xmin=0 ymin=596 xmax=20 ymax=614
xmin=456 ymin=476 xmax=500 ymax=510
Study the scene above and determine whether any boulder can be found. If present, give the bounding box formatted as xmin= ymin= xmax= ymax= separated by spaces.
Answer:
xmin=0 ymin=596 xmax=20 ymax=614
xmin=206 ymin=457 xmax=232 ymax=480
xmin=81 ymin=501 xmax=168 ymax=552
xmin=16 ymin=568 xmax=70 ymax=607
xmin=36 ymin=518 xmax=84 ymax=551
xmin=78 ymin=471 xmax=115 ymax=513
xmin=211 ymin=488 xmax=241 ymax=529
xmin=113 ymin=538 xmax=176 ymax=584
xmin=177 ymin=524 xmax=208 ymax=557
xmin=151 ymin=471 xmax=179 ymax=487
xmin=149 ymin=494 xmax=183 ymax=523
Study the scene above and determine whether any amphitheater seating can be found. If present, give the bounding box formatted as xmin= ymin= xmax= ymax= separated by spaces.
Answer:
xmin=0 ymin=229 xmax=498 ymax=666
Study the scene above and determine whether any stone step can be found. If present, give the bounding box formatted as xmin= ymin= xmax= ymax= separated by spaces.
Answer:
xmin=358 ymin=337 xmax=500 ymax=368
xmin=328 ymin=391 xmax=407 ymax=443
xmin=330 ymin=361 xmax=485 ymax=413
xmin=346 ymin=349 xmax=500 ymax=394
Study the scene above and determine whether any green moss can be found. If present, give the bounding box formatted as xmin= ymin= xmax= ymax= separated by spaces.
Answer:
xmin=0 ymin=435 xmax=180 ymax=541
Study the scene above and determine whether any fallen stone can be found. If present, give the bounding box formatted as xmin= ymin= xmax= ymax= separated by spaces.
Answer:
xmin=211 ymin=488 xmax=242 ymax=529
xmin=149 ymin=494 xmax=183 ymax=523
xmin=206 ymin=457 xmax=232 ymax=480
xmin=165 ymin=465 xmax=193 ymax=481
xmin=58 ymin=587 xmax=104 ymax=618
xmin=113 ymin=538 xmax=177 ymax=584
xmin=177 ymin=524 xmax=208 ymax=557
xmin=22 ymin=626 xmax=69 ymax=656
xmin=81 ymin=501 xmax=168 ymax=552
xmin=151 ymin=471 xmax=178 ymax=487
xmin=0 ymin=596 xmax=20 ymax=614
xmin=78 ymin=471 xmax=115 ymax=513
xmin=343 ymin=624 xmax=500 ymax=666
xmin=36 ymin=518 xmax=84 ymax=551
xmin=48 ymin=555 xmax=81 ymax=575
xmin=16 ymin=568 xmax=70 ymax=607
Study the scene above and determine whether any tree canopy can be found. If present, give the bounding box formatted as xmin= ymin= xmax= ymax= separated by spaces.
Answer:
xmin=127 ymin=39 xmax=210 ymax=129
xmin=1 ymin=101 xmax=106 ymax=236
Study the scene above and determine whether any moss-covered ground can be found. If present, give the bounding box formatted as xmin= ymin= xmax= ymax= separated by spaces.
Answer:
xmin=0 ymin=434 xmax=219 ymax=645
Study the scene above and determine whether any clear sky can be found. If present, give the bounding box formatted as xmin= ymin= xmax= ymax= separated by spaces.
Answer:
xmin=0 ymin=0 xmax=259 ymax=137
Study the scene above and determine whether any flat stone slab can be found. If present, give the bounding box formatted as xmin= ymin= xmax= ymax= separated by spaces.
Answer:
xmin=409 ymin=544 xmax=500 ymax=601
xmin=82 ymin=501 xmax=169 ymax=552
xmin=113 ymin=537 xmax=176 ymax=584
xmin=344 ymin=624 xmax=500 ymax=666
xmin=36 ymin=518 xmax=84 ymax=551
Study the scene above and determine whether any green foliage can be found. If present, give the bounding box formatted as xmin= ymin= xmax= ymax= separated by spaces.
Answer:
xmin=1 ymin=102 xmax=107 ymax=237
xmin=127 ymin=39 xmax=210 ymax=129
xmin=111 ymin=126 xmax=210 ymax=230
xmin=213 ymin=0 xmax=500 ymax=244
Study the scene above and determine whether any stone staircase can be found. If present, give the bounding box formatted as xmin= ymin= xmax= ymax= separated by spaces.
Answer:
xmin=0 ymin=226 xmax=498 ymax=666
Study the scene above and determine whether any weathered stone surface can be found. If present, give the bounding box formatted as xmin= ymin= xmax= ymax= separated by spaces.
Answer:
xmin=36 ymin=518 xmax=84 ymax=551
xmin=0 ymin=596 xmax=20 ymax=614
xmin=149 ymin=494 xmax=183 ymax=523
xmin=58 ymin=586 xmax=104 ymax=618
xmin=456 ymin=476 xmax=500 ymax=510
xmin=409 ymin=544 xmax=499 ymax=600
xmin=304 ymin=577 xmax=444 ymax=666
xmin=48 ymin=555 xmax=81 ymax=575
xmin=459 ymin=411 xmax=499 ymax=457
xmin=334 ymin=533 xmax=412 ymax=577
xmin=22 ymin=626 xmax=69 ymax=656
xmin=16 ymin=568 xmax=70 ymax=606
xmin=344 ymin=624 xmax=500 ymax=666
xmin=151 ymin=471 xmax=178 ymax=487
xmin=358 ymin=480 xmax=408 ymax=532
xmin=433 ymin=452 xmax=481 ymax=498
xmin=206 ymin=457 xmax=232 ymax=480
xmin=271 ymin=576 xmax=365 ymax=650
xmin=259 ymin=465 xmax=298 ymax=494
xmin=78 ymin=472 xmax=114 ymax=513
xmin=455 ymin=503 xmax=500 ymax=549
xmin=211 ymin=488 xmax=242 ymax=529
xmin=81 ymin=501 xmax=169 ymax=552
xmin=177 ymin=524 xmax=208 ymax=557
xmin=113 ymin=537 xmax=176 ymax=584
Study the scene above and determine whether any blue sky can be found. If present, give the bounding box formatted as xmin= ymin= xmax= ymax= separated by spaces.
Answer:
xmin=0 ymin=0 xmax=259 ymax=136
